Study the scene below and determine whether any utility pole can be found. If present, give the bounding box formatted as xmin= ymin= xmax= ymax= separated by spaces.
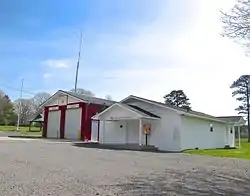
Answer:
xmin=74 ymin=31 xmax=83 ymax=93
xmin=16 ymin=78 xmax=24 ymax=131
xmin=247 ymin=80 xmax=250 ymax=142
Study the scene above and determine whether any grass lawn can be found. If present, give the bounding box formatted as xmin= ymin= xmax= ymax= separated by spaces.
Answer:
xmin=185 ymin=139 xmax=250 ymax=159
xmin=0 ymin=126 xmax=42 ymax=136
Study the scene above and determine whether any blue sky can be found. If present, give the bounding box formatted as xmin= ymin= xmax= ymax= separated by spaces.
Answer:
xmin=1 ymin=0 xmax=250 ymax=116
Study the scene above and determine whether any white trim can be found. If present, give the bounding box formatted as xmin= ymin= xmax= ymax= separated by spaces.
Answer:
xmin=40 ymin=90 xmax=85 ymax=107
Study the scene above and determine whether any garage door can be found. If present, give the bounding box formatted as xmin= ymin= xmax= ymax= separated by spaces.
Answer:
xmin=65 ymin=108 xmax=82 ymax=140
xmin=47 ymin=110 xmax=61 ymax=138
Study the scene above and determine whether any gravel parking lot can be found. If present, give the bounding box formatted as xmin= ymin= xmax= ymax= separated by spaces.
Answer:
xmin=0 ymin=138 xmax=250 ymax=196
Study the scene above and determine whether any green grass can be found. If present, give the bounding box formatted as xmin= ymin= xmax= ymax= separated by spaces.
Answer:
xmin=185 ymin=139 xmax=250 ymax=159
xmin=0 ymin=126 xmax=42 ymax=136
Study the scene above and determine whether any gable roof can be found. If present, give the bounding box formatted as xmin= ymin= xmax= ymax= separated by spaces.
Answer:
xmin=121 ymin=95 xmax=232 ymax=123
xmin=127 ymin=104 xmax=160 ymax=118
xmin=216 ymin=116 xmax=245 ymax=124
xmin=92 ymin=103 xmax=160 ymax=120
xmin=41 ymin=90 xmax=116 ymax=107
xmin=28 ymin=114 xmax=44 ymax=122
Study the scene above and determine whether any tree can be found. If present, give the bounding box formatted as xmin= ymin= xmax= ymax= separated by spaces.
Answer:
xmin=221 ymin=0 xmax=250 ymax=52
xmin=70 ymin=88 xmax=95 ymax=97
xmin=164 ymin=90 xmax=191 ymax=110
xmin=14 ymin=99 xmax=34 ymax=124
xmin=231 ymin=75 xmax=250 ymax=142
xmin=105 ymin=95 xmax=112 ymax=100
xmin=32 ymin=92 xmax=50 ymax=115
xmin=0 ymin=91 xmax=16 ymax=125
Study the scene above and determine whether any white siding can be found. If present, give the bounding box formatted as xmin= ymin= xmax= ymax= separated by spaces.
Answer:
xmin=126 ymin=120 xmax=139 ymax=144
xmin=180 ymin=116 xmax=228 ymax=150
xmin=101 ymin=120 xmax=127 ymax=144
xmin=64 ymin=108 xmax=82 ymax=140
xmin=123 ymin=100 xmax=182 ymax=151
xmin=99 ymin=119 xmax=139 ymax=144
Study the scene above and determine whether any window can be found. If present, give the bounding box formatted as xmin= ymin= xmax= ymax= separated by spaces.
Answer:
xmin=210 ymin=124 xmax=214 ymax=132
xmin=230 ymin=128 xmax=233 ymax=134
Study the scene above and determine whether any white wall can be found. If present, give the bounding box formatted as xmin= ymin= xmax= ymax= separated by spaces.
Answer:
xmin=99 ymin=120 xmax=140 ymax=144
xmin=126 ymin=120 xmax=139 ymax=144
xmin=123 ymin=100 xmax=182 ymax=151
xmin=100 ymin=120 xmax=126 ymax=144
xmin=180 ymin=115 xmax=229 ymax=150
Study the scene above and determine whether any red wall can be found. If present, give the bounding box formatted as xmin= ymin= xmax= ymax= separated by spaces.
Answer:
xmin=82 ymin=103 xmax=105 ymax=140
xmin=43 ymin=102 xmax=108 ymax=141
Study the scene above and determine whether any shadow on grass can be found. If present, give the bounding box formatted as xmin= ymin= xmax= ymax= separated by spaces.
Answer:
xmin=108 ymin=168 xmax=250 ymax=196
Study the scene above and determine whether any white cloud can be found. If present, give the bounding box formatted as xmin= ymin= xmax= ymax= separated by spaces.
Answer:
xmin=43 ymin=0 xmax=250 ymax=116
xmin=42 ymin=59 xmax=73 ymax=68
xmin=92 ymin=0 xmax=249 ymax=116
xmin=43 ymin=73 xmax=53 ymax=79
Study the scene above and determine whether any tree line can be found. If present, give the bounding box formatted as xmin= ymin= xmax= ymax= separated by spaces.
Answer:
xmin=0 ymin=91 xmax=51 ymax=126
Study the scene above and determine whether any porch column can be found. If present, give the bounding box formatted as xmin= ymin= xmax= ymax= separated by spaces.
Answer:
xmin=139 ymin=118 xmax=142 ymax=146
xmin=238 ymin=125 xmax=241 ymax=149
xmin=102 ymin=120 xmax=106 ymax=143
xmin=232 ymin=126 xmax=236 ymax=148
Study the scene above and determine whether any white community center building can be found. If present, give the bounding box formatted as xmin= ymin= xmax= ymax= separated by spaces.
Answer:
xmin=42 ymin=91 xmax=245 ymax=152
xmin=92 ymin=95 xmax=245 ymax=151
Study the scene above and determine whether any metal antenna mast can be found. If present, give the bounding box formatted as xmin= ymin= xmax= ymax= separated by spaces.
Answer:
xmin=74 ymin=31 xmax=83 ymax=92
xmin=16 ymin=78 xmax=24 ymax=131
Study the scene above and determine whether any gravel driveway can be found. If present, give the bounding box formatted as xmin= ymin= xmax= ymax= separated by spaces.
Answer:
xmin=0 ymin=138 xmax=249 ymax=196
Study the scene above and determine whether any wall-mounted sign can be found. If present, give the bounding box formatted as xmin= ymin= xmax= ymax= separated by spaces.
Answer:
xmin=67 ymin=104 xmax=80 ymax=109
xmin=49 ymin=106 xmax=59 ymax=111
xmin=58 ymin=95 xmax=68 ymax=106
xmin=143 ymin=124 xmax=151 ymax=135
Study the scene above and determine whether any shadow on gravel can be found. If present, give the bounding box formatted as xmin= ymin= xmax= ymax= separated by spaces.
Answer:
xmin=109 ymin=169 xmax=250 ymax=196
xmin=8 ymin=135 xmax=42 ymax=139
xmin=72 ymin=142 xmax=177 ymax=153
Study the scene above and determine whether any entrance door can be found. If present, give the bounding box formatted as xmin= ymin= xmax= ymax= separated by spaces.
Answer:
xmin=65 ymin=108 xmax=82 ymax=140
xmin=91 ymin=120 xmax=99 ymax=142
xmin=227 ymin=126 xmax=235 ymax=147
xmin=47 ymin=110 xmax=61 ymax=138
xmin=127 ymin=120 xmax=139 ymax=144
